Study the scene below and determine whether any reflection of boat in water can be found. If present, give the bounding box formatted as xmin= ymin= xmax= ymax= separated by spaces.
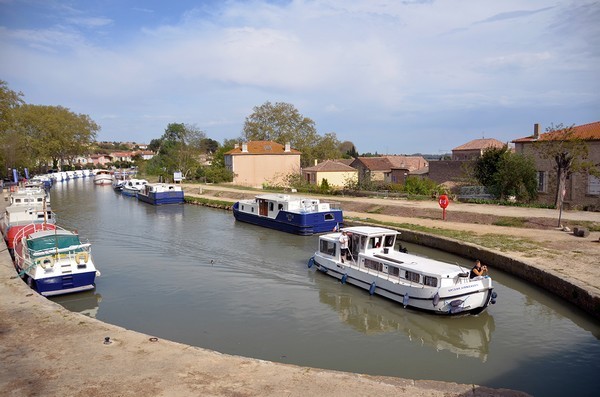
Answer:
xmin=315 ymin=275 xmax=495 ymax=361
xmin=50 ymin=291 xmax=102 ymax=318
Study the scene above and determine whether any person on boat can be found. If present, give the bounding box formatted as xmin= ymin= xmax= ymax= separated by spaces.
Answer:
xmin=470 ymin=260 xmax=488 ymax=278
xmin=339 ymin=231 xmax=349 ymax=263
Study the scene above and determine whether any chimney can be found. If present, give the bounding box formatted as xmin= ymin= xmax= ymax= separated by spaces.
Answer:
xmin=234 ymin=143 xmax=239 ymax=149
xmin=314 ymin=159 xmax=318 ymax=166
xmin=284 ymin=142 xmax=291 ymax=152
xmin=533 ymin=123 xmax=540 ymax=139
xmin=242 ymin=143 xmax=248 ymax=153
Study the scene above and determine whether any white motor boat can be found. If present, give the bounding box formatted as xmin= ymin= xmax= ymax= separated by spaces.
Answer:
xmin=309 ymin=226 xmax=497 ymax=315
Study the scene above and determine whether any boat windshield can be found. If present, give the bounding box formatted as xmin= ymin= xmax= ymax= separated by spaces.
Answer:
xmin=27 ymin=234 xmax=81 ymax=252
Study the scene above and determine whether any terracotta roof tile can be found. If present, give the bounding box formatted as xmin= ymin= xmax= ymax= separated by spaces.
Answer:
xmin=513 ymin=121 xmax=600 ymax=143
xmin=304 ymin=160 xmax=356 ymax=172
xmin=452 ymin=138 xmax=506 ymax=151
xmin=225 ymin=141 xmax=301 ymax=155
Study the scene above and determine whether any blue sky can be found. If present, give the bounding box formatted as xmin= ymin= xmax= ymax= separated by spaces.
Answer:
xmin=1 ymin=0 xmax=598 ymax=155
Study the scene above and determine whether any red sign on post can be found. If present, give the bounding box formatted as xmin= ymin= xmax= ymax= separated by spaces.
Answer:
xmin=438 ymin=194 xmax=449 ymax=220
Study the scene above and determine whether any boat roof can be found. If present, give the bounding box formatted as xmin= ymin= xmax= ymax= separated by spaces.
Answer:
xmin=340 ymin=226 xmax=399 ymax=236
xmin=30 ymin=229 xmax=75 ymax=239
xmin=249 ymin=193 xmax=320 ymax=202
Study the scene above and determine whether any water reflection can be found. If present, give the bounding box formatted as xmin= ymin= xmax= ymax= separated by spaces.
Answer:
xmin=50 ymin=291 xmax=102 ymax=318
xmin=314 ymin=274 xmax=494 ymax=362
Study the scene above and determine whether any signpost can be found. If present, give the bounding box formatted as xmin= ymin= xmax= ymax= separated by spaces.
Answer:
xmin=438 ymin=194 xmax=449 ymax=220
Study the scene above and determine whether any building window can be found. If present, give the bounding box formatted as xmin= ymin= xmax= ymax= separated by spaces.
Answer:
xmin=589 ymin=175 xmax=600 ymax=195
xmin=537 ymin=171 xmax=547 ymax=192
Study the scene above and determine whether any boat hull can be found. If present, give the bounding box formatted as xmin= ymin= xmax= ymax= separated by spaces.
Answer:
xmin=312 ymin=256 xmax=493 ymax=315
xmin=233 ymin=202 xmax=342 ymax=235
xmin=28 ymin=271 xmax=97 ymax=297
xmin=137 ymin=191 xmax=185 ymax=205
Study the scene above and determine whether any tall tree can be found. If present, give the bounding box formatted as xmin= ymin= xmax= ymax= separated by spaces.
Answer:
xmin=147 ymin=123 xmax=206 ymax=179
xmin=14 ymin=104 xmax=99 ymax=170
xmin=533 ymin=123 xmax=596 ymax=208
xmin=242 ymin=101 xmax=319 ymax=167
xmin=0 ymin=80 xmax=25 ymax=176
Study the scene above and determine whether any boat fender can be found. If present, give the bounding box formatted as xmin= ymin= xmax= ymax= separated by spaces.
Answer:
xmin=432 ymin=292 xmax=440 ymax=306
xmin=403 ymin=294 xmax=410 ymax=307
xmin=37 ymin=256 xmax=54 ymax=270
xmin=75 ymin=251 xmax=89 ymax=264
xmin=491 ymin=299 xmax=496 ymax=305
xmin=369 ymin=282 xmax=376 ymax=295
xmin=307 ymin=257 xmax=314 ymax=268
xmin=450 ymin=299 xmax=464 ymax=307
xmin=341 ymin=274 xmax=348 ymax=284
xmin=491 ymin=291 xmax=498 ymax=299
xmin=450 ymin=306 xmax=464 ymax=314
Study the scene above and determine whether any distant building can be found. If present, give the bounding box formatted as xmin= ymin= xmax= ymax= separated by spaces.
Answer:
xmin=451 ymin=138 xmax=506 ymax=161
xmin=224 ymin=141 xmax=301 ymax=188
xmin=350 ymin=155 xmax=428 ymax=184
xmin=302 ymin=160 xmax=358 ymax=188
xmin=513 ymin=122 xmax=600 ymax=209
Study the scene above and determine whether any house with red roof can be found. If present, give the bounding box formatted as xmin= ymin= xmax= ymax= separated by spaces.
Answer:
xmin=224 ymin=141 xmax=301 ymax=188
xmin=302 ymin=160 xmax=358 ymax=189
xmin=512 ymin=122 xmax=600 ymax=209
xmin=452 ymin=138 xmax=506 ymax=160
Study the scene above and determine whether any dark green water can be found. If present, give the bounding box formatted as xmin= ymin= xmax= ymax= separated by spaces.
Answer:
xmin=48 ymin=178 xmax=600 ymax=396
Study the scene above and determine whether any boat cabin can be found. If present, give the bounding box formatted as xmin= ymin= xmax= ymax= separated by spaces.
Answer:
xmin=239 ymin=194 xmax=337 ymax=218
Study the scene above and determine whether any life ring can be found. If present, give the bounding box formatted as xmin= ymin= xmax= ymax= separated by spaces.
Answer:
xmin=75 ymin=252 xmax=89 ymax=264
xmin=37 ymin=256 xmax=54 ymax=270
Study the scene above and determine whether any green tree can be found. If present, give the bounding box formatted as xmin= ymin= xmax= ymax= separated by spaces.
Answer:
xmin=242 ymin=101 xmax=319 ymax=167
xmin=14 ymin=104 xmax=99 ymax=171
xmin=474 ymin=146 xmax=538 ymax=202
xmin=312 ymin=132 xmax=342 ymax=163
xmin=147 ymin=123 xmax=206 ymax=179
xmin=0 ymin=81 xmax=26 ymax=176
xmin=533 ymin=123 xmax=597 ymax=208
xmin=339 ymin=141 xmax=358 ymax=158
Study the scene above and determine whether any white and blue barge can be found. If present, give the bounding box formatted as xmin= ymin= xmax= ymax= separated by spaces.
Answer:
xmin=233 ymin=194 xmax=343 ymax=235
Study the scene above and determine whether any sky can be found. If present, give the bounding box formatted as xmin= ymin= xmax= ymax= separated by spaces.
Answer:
xmin=1 ymin=0 xmax=598 ymax=155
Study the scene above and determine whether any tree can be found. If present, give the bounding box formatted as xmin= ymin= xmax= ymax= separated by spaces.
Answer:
xmin=14 ymin=104 xmax=99 ymax=171
xmin=0 ymin=80 xmax=25 ymax=177
xmin=147 ymin=123 xmax=206 ymax=179
xmin=474 ymin=146 xmax=538 ymax=202
xmin=339 ymin=141 xmax=358 ymax=158
xmin=533 ymin=123 xmax=597 ymax=208
xmin=312 ymin=132 xmax=342 ymax=163
xmin=242 ymin=101 xmax=319 ymax=167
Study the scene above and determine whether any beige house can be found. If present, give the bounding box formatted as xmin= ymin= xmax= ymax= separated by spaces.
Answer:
xmin=302 ymin=160 xmax=358 ymax=189
xmin=224 ymin=141 xmax=301 ymax=188
xmin=351 ymin=156 xmax=428 ymax=184
xmin=513 ymin=122 xmax=600 ymax=209
xmin=452 ymin=138 xmax=506 ymax=160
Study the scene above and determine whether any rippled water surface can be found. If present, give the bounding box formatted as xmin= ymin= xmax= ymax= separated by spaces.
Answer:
xmin=49 ymin=179 xmax=600 ymax=396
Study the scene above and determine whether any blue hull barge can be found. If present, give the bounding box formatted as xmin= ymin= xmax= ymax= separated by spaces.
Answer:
xmin=137 ymin=183 xmax=185 ymax=205
xmin=233 ymin=194 xmax=343 ymax=235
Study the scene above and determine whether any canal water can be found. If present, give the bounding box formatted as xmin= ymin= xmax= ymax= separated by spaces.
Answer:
xmin=48 ymin=179 xmax=599 ymax=397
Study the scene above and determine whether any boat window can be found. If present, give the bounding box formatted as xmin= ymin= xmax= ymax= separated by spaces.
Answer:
xmin=324 ymin=213 xmax=334 ymax=221
xmin=384 ymin=235 xmax=395 ymax=247
xmin=368 ymin=237 xmax=381 ymax=249
xmin=278 ymin=204 xmax=284 ymax=210
xmin=364 ymin=258 xmax=383 ymax=272
xmin=251 ymin=207 xmax=254 ymax=212
xmin=269 ymin=202 xmax=274 ymax=211
xmin=241 ymin=205 xmax=245 ymax=210
xmin=37 ymin=198 xmax=43 ymax=202
xmin=319 ymin=240 xmax=336 ymax=256
xmin=406 ymin=271 xmax=420 ymax=283
xmin=15 ymin=198 xmax=21 ymax=203
xmin=424 ymin=276 xmax=438 ymax=287
xmin=388 ymin=266 xmax=400 ymax=277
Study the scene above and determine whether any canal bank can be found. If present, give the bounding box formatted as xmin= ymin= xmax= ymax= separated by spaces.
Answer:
xmin=0 ymin=193 xmax=531 ymax=396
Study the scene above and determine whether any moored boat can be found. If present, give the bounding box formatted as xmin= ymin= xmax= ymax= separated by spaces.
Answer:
xmin=93 ymin=170 xmax=112 ymax=185
xmin=137 ymin=183 xmax=184 ymax=205
xmin=121 ymin=178 xmax=148 ymax=197
xmin=309 ymin=226 xmax=497 ymax=315
xmin=13 ymin=224 xmax=100 ymax=296
xmin=232 ymin=194 xmax=343 ymax=235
